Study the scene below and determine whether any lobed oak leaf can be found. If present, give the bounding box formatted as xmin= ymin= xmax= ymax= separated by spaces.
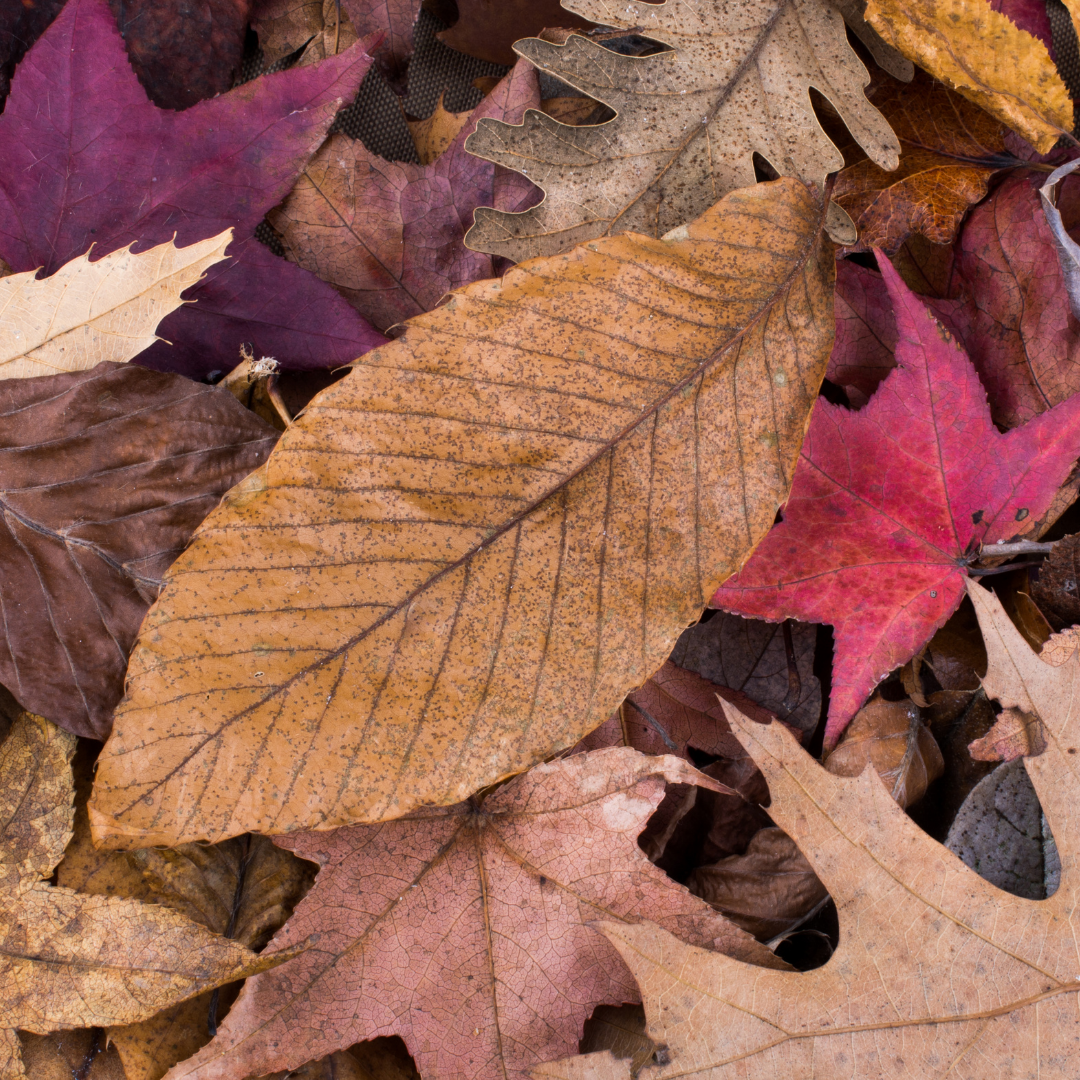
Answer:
xmin=463 ymin=0 xmax=899 ymax=262
xmin=88 ymin=178 xmax=835 ymax=847
xmin=0 ymin=713 xmax=287 ymax=1080
xmin=0 ymin=232 xmax=231 ymax=381
xmin=865 ymin=0 xmax=1072 ymax=153
xmin=714 ymin=251 xmax=1080 ymax=747
xmin=160 ymin=749 xmax=785 ymax=1080
xmin=0 ymin=362 xmax=278 ymax=739
xmin=537 ymin=583 xmax=1080 ymax=1077
xmin=268 ymin=58 xmax=541 ymax=332
xmin=0 ymin=0 xmax=385 ymax=378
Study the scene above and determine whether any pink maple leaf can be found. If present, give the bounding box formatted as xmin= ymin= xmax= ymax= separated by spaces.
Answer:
xmin=714 ymin=253 xmax=1080 ymax=747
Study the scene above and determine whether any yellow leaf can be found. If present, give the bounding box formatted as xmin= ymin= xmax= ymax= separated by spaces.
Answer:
xmin=0 ymin=230 xmax=231 ymax=382
xmin=866 ymin=0 xmax=1072 ymax=153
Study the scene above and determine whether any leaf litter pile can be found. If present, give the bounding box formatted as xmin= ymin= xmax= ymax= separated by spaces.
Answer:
xmin=9 ymin=0 xmax=1080 ymax=1076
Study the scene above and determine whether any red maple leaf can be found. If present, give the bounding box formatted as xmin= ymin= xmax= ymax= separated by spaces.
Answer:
xmin=714 ymin=253 xmax=1080 ymax=746
xmin=0 ymin=0 xmax=387 ymax=378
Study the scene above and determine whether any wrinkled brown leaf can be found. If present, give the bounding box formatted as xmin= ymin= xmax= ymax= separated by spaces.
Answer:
xmin=91 ymin=178 xmax=835 ymax=848
xmin=464 ymin=0 xmax=898 ymax=261
xmin=438 ymin=0 xmax=594 ymax=66
xmin=160 ymin=750 xmax=785 ymax=1080
xmin=0 ymin=714 xmax=281 ymax=1080
xmin=0 ymin=231 xmax=230 ymax=381
xmin=578 ymin=1007 xmax=653 ymax=1079
xmin=0 ymin=362 xmax=278 ymax=739
xmin=969 ymin=706 xmax=1047 ymax=761
xmin=19 ymin=1030 xmax=127 ymax=1080
xmin=1032 ymin=533 xmax=1080 ymax=630
xmin=259 ymin=1040 xmax=420 ymax=1080
xmin=823 ymin=696 xmax=943 ymax=807
xmin=406 ymin=93 xmax=473 ymax=164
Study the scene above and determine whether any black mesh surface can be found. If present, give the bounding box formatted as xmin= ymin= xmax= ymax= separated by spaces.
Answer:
xmin=331 ymin=63 xmax=419 ymax=162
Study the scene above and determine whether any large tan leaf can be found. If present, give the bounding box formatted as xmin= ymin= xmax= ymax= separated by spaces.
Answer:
xmin=0 ymin=230 xmax=231 ymax=381
xmin=865 ymin=0 xmax=1071 ymax=154
xmin=536 ymin=581 xmax=1080 ymax=1078
xmin=463 ymin=0 xmax=899 ymax=262
xmin=0 ymin=714 xmax=287 ymax=1080
xmin=89 ymin=177 xmax=834 ymax=848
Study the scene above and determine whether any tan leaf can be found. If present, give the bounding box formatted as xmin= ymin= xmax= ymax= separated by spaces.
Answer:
xmin=251 ymin=0 xmax=359 ymax=67
xmin=463 ymin=0 xmax=899 ymax=261
xmin=19 ymin=1030 xmax=128 ymax=1080
xmin=823 ymin=695 xmax=943 ymax=807
xmin=0 ymin=231 xmax=231 ymax=381
xmin=90 ymin=177 xmax=835 ymax=848
xmin=0 ymin=715 xmax=286 ymax=1080
xmin=865 ymin=0 xmax=1071 ymax=153
xmin=968 ymin=706 xmax=1047 ymax=762
xmin=578 ymin=1007 xmax=654 ymax=1078
xmin=536 ymin=580 xmax=1080 ymax=1077
xmin=406 ymin=93 xmax=473 ymax=164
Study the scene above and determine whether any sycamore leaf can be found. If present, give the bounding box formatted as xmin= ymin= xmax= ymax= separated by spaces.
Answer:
xmin=88 ymin=178 xmax=834 ymax=847
xmin=714 ymin=252 xmax=1080 ymax=746
xmin=0 ymin=0 xmax=384 ymax=379
xmin=833 ymin=66 xmax=1018 ymax=254
xmin=268 ymin=59 xmax=541 ymax=332
xmin=0 ymin=713 xmax=285 ymax=1080
xmin=463 ymin=0 xmax=899 ymax=262
xmin=537 ymin=586 xmax=1080 ymax=1076
xmin=160 ymin=750 xmax=785 ymax=1080
xmin=865 ymin=0 xmax=1071 ymax=153
xmin=0 ymin=232 xmax=230 ymax=381
xmin=437 ymin=0 xmax=594 ymax=67
xmin=0 ymin=363 xmax=278 ymax=739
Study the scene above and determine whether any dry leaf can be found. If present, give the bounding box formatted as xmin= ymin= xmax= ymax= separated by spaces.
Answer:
xmin=252 ymin=0 xmax=360 ymax=67
xmin=539 ymin=96 xmax=599 ymax=125
xmin=18 ymin=1030 xmax=128 ymax=1080
xmin=437 ymin=0 xmax=594 ymax=66
xmin=1039 ymin=158 xmax=1080 ymax=320
xmin=830 ymin=0 xmax=914 ymax=80
xmin=464 ymin=0 xmax=899 ymax=261
xmin=1032 ymin=533 xmax=1080 ymax=630
xmin=968 ymin=706 xmax=1047 ymax=761
xmin=90 ymin=177 xmax=834 ymax=848
xmin=406 ymin=92 xmax=473 ymax=164
xmin=578 ymin=1008 xmax=653 ymax=1078
xmin=159 ymin=750 xmax=785 ymax=1080
xmin=0 ymin=231 xmax=230 ymax=381
xmin=536 ymin=582 xmax=1080 ymax=1076
xmin=865 ymin=0 xmax=1072 ymax=153
xmin=0 ymin=714 xmax=283 ymax=1080
xmin=259 ymin=1040 xmax=420 ymax=1080
xmin=823 ymin=696 xmax=943 ymax=807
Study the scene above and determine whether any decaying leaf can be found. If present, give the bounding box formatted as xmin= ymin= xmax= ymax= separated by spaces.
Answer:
xmin=0 ymin=231 xmax=230 ymax=381
xmin=1040 ymin=158 xmax=1080 ymax=321
xmin=406 ymin=93 xmax=473 ymax=164
xmin=0 ymin=714 xmax=282 ymax=1080
xmin=865 ymin=0 xmax=1072 ymax=153
xmin=715 ymin=250 xmax=1080 ymax=746
xmin=1032 ymin=532 xmax=1080 ymax=629
xmin=269 ymin=58 xmax=540 ymax=331
xmin=438 ymin=0 xmax=594 ymax=66
xmin=823 ymin=695 xmax=943 ymax=806
xmin=160 ymin=750 xmax=785 ymax=1080
xmin=535 ymin=583 xmax=1080 ymax=1076
xmin=968 ymin=705 xmax=1046 ymax=761
xmin=90 ymin=178 xmax=835 ymax=847
xmin=252 ymin=0 xmax=359 ymax=68
xmin=464 ymin=0 xmax=899 ymax=261
xmin=0 ymin=362 xmax=278 ymax=739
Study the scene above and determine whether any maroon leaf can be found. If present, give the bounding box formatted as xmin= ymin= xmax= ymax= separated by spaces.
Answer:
xmin=0 ymin=363 xmax=278 ymax=739
xmin=715 ymin=254 xmax=1080 ymax=747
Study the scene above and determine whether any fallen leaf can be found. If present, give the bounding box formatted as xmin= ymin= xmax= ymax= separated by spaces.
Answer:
xmin=823 ymin=696 xmax=943 ymax=806
xmin=259 ymin=1040 xmax=421 ymax=1080
xmin=833 ymin=66 xmax=1015 ymax=254
xmin=1032 ymin=533 xmax=1080 ymax=629
xmin=539 ymin=95 xmax=598 ymax=125
xmin=827 ymin=257 xmax=898 ymax=407
xmin=343 ymin=0 xmax=420 ymax=83
xmin=18 ymin=1029 xmax=128 ymax=1080
xmin=968 ymin=705 xmax=1047 ymax=761
xmin=0 ymin=713 xmax=281 ymax=1080
xmin=107 ymin=0 xmax=253 ymax=111
xmin=406 ymin=92 xmax=473 ymax=164
xmin=0 ymin=231 xmax=231 ymax=381
xmin=463 ymin=0 xmax=899 ymax=261
xmin=159 ymin=750 xmax=785 ymax=1080
xmin=865 ymin=0 xmax=1071 ymax=152
xmin=714 ymin=250 xmax=1080 ymax=746
xmin=578 ymin=1007 xmax=653 ymax=1078
xmin=0 ymin=0 xmax=64 ymax=107
xmin=252 ymin=0 xmax=359 ymax=68
xmin=0 ymin=362 xmax=278 ymax=739
xmin=537 ymin=583 xmax=1080 ymax=1076
xmin=1040 ymin=625 xmax=1080 ymax=665
xmin=0 ymin=0 xmax=382 ymax=378
xmin=437 ymin=0 xmax=593 ymax=66
xmin=830 ymin=0 xmax=914 ymax=80
xmin=946 ymin=756 xmax=1060 ymax=899
xmin=268 ymin=58 xmax=540 ymax=331
xmin=1040 ymin=158 xmax=1080 ymax=320
xmin=90 ymin=177 xmax=835 ymax=847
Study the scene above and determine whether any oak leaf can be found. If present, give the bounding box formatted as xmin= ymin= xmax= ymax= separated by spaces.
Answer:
xmin=536 ymin=581 xmax=1080 ymax=1078
xmin=833 ymin=67 xmax=1017 ymax=254
xmin=714 ymin=251 xmax=1080 ymax=746
xmin=0 ymin=0 xmax=385 ymax=379
xmin=437 ymin=0 xmax=594 ymax=66
xmin=160 ymin=749 xmax=784 ymax=1080
xmin=89 ymin=178 xmax=835 ymax=847
xmin=865 ymin=0 xmax=1071 ymax=153
xmin=463 ymin=0 xmax=899 ymax=262
xmin=0 ymin=362 xmax=278 ymax=739
xmin=268 ymin=58 xmax=541 ymax=331
xmin=0 ymin=232 xmax=231 ymax=381
xmin=0 ymin=713 xmax=283 ymax=1080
